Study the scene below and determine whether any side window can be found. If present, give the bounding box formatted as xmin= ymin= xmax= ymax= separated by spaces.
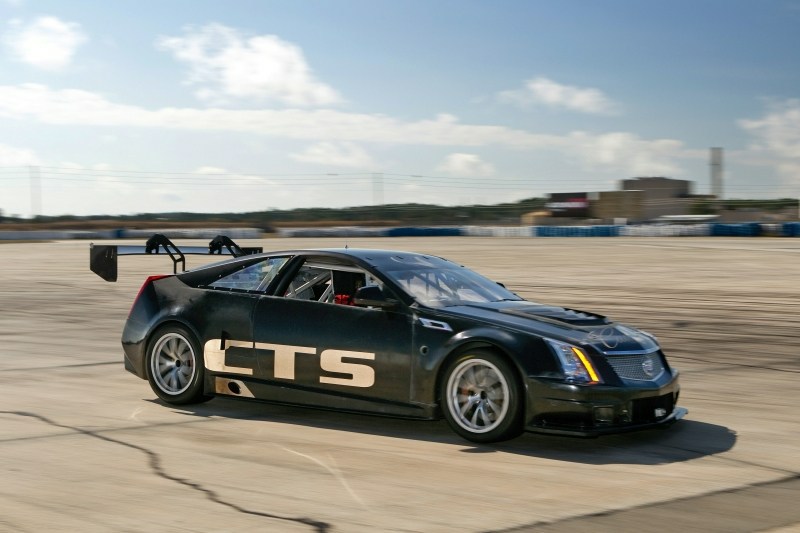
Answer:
xmin=284 ymin=264 xmax=332 ymax=301
xmin=210 ymin=257 xmax=289 ymax=291
xmin=283 ymin=261 xmax=377 ymax=305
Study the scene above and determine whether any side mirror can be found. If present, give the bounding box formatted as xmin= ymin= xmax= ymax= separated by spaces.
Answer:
xmin=353 ymin=285 xmax=398 ymax=309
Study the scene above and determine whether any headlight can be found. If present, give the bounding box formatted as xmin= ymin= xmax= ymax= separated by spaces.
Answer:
xmin=544 ymin=338 xmax=602 ymax=384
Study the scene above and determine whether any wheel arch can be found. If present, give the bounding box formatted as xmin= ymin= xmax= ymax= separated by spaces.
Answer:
xmin=143 ymin=317 xmax=206 ymax=380
xmin=146 ymin=317 xmax=203 ymax=351
xmin=435 ymin=340 xmax=528 ymax=442
xmin=144 ymin=318 xmax=211 ymax=404
xmin=434 ymin=339 xmax=526 ymax=413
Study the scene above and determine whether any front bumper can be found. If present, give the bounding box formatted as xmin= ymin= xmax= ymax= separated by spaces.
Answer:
xmin=524 ymin=373 xmax=686 ymax=437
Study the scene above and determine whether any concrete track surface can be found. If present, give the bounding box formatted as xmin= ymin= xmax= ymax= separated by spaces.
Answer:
xmin=1 ymin=237 xmax=798 ymax=532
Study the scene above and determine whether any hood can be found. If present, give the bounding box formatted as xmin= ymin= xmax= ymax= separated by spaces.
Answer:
xmin=435 ymin=300 xmax=660 ymax=354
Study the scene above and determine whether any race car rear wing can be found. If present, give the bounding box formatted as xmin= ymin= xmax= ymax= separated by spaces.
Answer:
xmin=90 ymin=234 xmax=263 ymax=282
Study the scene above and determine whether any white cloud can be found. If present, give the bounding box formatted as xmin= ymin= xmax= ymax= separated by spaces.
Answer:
xmin=0 ymin=83 xmax=688 ymax=178
xmin=436 ymin=153 xmax=495 ymax=177
xmin=0 ymin=142 xmax=38 ymax=165
xmin=739 ymin=100 xmax=800 ymax=190
xmin=739 ymin=100 xmax=800 ymax=159
xmin=5 ymin=16 xmax=86 ymax=71
xmin=0 ymin=84 xmax=556 ymax=145
xmin=497 ymin=77 xmax=619 ymax=115
xmin=193 ymin=166 xmax=277 ymax=186
xmin=289 ymin=142 xmax=374 ymax=168
xmin=565 ymin=132 xmax=685 ymax=176
xmin=194 ymin=165 xmax=228 ymax=174
xmin=157 ymin=23 xmax=341 ymax=106
xmin=20 ymin=163 xmax=292 ymax=216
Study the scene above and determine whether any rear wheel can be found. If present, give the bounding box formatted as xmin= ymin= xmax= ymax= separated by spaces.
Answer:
xmin=441 ymin=350 xmax=523 ymax=443
xmin=146 ymin=325 xmax=209 ymax=404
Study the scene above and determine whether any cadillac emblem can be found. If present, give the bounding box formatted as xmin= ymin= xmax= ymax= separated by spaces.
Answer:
xmin=642 ymin=356 xmax=656 ymax=378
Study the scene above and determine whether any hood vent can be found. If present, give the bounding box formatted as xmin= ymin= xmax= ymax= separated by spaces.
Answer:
xmin=500 ymin=305 xmax=609 ymax=327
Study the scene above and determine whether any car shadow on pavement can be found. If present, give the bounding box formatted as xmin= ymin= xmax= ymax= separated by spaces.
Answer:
xmin=155 ymin=397 xmax=735 ymax=466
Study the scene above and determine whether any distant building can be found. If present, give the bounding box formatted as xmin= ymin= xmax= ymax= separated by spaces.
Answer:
xmin=543 ymin=177 xmax=709 ymax=224
xmin=535 ymin=175 xmax=797 ymax=225
xmin=592 ymin=190 xmax=645 ymax=222
xmin=617 ymin=177 xmax=695 ymax=221
xmin=545 ymin=192 xmax=590 ymax=218
xmin=621 ymin=177 xmax=692 ymax=198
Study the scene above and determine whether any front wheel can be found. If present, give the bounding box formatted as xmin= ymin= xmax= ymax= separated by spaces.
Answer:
xmin=145 ymin=325 xmax=210 ymax=404
xmin=441 ymin=351 xmax=523 ymax=443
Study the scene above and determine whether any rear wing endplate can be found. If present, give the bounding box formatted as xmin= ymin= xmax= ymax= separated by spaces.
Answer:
xmin=90 ymin=234 xmax=263 ymax=282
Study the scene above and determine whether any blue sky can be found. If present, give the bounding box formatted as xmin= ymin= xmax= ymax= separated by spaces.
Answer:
xmin=1 ymin=0 xmax=799 ymax=217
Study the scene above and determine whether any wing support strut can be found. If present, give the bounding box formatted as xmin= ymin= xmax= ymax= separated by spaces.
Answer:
xmin=90 ymin=234 xmax=263 ymax=282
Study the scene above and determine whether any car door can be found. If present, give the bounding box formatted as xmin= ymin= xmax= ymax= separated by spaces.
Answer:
xmin=251 ymin=257 xmax=414 ymax=407
xmin=199 ymin=256 xmax=291 ymax=379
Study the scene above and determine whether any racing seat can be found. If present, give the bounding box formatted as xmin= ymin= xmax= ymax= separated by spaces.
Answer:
xmin=332 ymin=271 xmax=365 ymax=305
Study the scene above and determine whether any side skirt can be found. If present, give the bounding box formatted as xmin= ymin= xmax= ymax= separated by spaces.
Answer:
xmin=206 ymin=374 xmax=438 ymax=420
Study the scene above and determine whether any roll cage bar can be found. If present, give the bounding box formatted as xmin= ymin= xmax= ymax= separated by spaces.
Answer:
xmin=89 ymin=233 xmax=263 ymax=282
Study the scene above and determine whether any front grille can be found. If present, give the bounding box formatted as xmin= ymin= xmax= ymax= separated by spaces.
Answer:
xmin=606 ymin=352 xmax=665 ymax=381
xmin=632 ymin=393 xmax=675 ymax=423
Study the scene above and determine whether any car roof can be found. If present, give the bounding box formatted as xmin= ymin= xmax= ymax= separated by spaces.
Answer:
xmin=264 ymin=248 xmax=456 ymax=269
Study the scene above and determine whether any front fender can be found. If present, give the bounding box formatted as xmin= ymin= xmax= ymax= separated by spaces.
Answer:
xmin=411 ymin=322 xmax=551 ymax=406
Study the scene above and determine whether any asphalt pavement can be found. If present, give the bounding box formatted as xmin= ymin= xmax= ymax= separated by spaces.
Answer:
xmin=1 ymin=237 xmax=798 ymax=532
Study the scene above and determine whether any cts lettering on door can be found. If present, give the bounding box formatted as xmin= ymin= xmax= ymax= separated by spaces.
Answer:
xmin=203 ymin=339 xmax=375 ymax=388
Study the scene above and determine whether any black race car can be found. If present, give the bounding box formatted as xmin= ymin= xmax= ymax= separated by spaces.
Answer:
xmin=91 ymin=235 xmax=686 ymax=443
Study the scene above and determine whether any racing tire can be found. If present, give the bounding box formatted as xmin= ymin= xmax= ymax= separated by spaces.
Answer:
xmin=441 ymin=350 xmax=523 ymax=443
xmin=145 ymin=325 xmax=210 ymax=405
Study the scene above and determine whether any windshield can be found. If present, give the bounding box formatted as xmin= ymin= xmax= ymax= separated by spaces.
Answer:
xmin=383 ymin=265 xmax=522 ymax=307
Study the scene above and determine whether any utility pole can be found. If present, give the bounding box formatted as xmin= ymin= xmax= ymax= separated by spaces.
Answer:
xmin=372 ymin=172 xmax=384 ymax=206
xmin=29 ymin=165 xmax=41 ymax=219
xmin=372 ymin=172 xmax=383 ymax=223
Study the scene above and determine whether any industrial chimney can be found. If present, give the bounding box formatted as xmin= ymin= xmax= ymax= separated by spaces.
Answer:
xmin=710 ymin=147 xmax=723 ymax=199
